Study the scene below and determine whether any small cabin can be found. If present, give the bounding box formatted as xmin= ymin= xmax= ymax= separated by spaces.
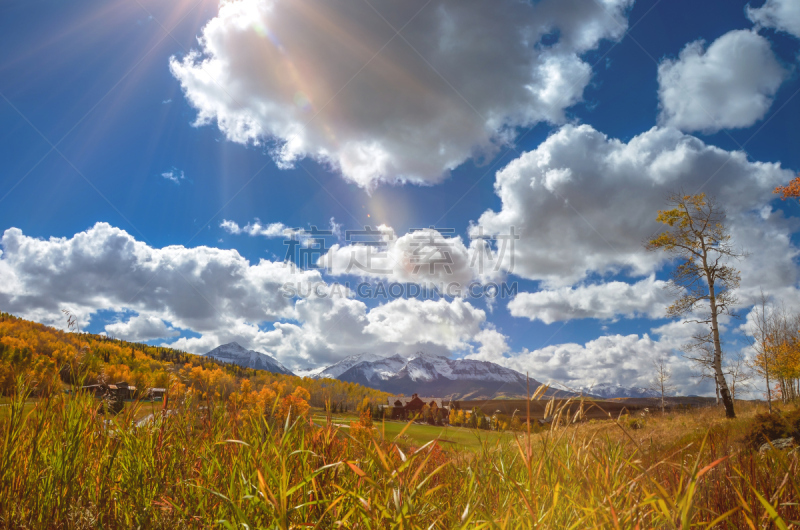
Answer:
xmin=109 ymin=382 xmax=137 ymax=400
xmin=79 ymin=381 xmax=137 ymax=400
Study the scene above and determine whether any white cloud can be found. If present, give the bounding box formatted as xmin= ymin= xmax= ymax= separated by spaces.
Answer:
xmin=170 ymin=0 xmax=632 ymax=188
xmin=473 ymin=124 xmax=796 ymax=291
xmin=169 ymin=294 xmax=492 ymax=368
xmin=105 ymin=314 xmax=180 ymax=342
xmin=731 ymin=207 xmax=800 ymax=303
xmin=657 ymin=29 xmax=787 ymax=133
xmin=161 ymin=168 xmax=186 ymax=184
xmin=468 ymin=333 xmax=708 ymax=395
xmin=363 ymin=298 xmax=484 ymax=351
xmin=508 ymin=275 xmax=676 ymax=324
xmin=221 ymin=219 xmax=291 ymax=238
xmin=222 ymin=218 xmax=343 ymax=245
xmin=465 ymin=311 xmax=760 ymax=397
xmin=650 ymin=319 xmax=712 ymax=352
xmin=748 ymin=0 xmax=800 ymax=39
xmin=473 ymin=328 xmax=510 ymax=360
xmin=167 ymin=294 xmax=383 ymax=367
xmin=321 ymin=226 xmax=499 ymax=290
xmin=0 ymin=222 xmax=318 ymax=335
xmin=0 ymin=223 xmax=499 ymax=369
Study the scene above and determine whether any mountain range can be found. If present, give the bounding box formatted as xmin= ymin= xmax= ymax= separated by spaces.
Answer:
xmin=202 ymin=345 xmax=651 ymax=400
xmin=312 ymin=352 xmax=570 ymax=400
xmin=577 ymin=382 xmax=658 ymax=399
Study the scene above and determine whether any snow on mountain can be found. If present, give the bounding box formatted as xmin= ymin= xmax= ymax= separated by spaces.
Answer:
xmin=204 ymin=342 xmax=293 ymax=375
xmin=201 ymin=344 xmax=649 ymax=400
xmin=397 ymin=353 xmax=526 ymax=384
xmin=317 ymin=351 xmax=572 ymax=399
xmin=315 ymin=352 xmax=403 ymax=379
xmin=293 ymin=366 xmax=326 ymax=379
xmin=582 ymin=383 xmax=658 ymax=399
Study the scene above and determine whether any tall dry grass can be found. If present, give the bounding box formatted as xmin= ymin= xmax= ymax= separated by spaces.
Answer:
xmin=1 ymin=377 xmax=798 ymax=529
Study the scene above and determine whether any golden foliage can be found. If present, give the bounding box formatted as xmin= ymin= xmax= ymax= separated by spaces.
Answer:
xmin=0 ymin=312 xmax=390 ymax=416
xmin=774 ymin=174 xmax=800 ymax=200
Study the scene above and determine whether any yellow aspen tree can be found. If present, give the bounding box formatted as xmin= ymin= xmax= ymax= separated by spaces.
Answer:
xmin=646 ymin=192 xmax=744 ymax=418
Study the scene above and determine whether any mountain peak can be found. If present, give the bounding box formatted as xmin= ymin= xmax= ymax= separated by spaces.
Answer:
xmin=204 ymin=343 xmax=293 ymax=375
xmin=218 ymin=341 xmax=245 ymax=350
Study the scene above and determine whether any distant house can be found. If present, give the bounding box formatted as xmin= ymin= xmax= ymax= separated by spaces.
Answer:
xmin=80 ymin=384 xmax=106 ymax=398
xmin=79 ymin=381 xmax=137 ymax=400
xmin=110 ymin=382 xmax=137 ymax=400
xmin=386 ymin=394 xmax=449 ymax=422
xmin=148 ymin=388 xmax=166 ymax=401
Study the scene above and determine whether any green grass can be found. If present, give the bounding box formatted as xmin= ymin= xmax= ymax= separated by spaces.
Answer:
xmin=376 ymin=421 xmax=513 ymax=450
xmin=311 ymin=412 xmax=515 ymax=450
xmin=0 ymin=398 xmax=37 ymax=421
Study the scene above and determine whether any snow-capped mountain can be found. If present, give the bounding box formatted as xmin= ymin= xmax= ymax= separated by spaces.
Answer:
xmin=582 ymin=383 xmax=658 ymax=399
xmin=200 ymin=345 xmax=649 ymax=400
xmin=204 ymin=342 xmax=293 ymax=375
xmin=315 ymin=352 xmax=400 ymax=379
xmin=315 ymin=352 xmax=573 ymax=399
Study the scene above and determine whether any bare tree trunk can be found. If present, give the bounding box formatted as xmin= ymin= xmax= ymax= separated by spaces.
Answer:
xmin=764 ymin=332 xmax=772 ymax=414
xmin=707 ymin=276 xmax=735 ymax=418
xmin=715 ymin=379 xmax=720 ymax=406
xmin=753 ymin=291 xmax=772 ymax=413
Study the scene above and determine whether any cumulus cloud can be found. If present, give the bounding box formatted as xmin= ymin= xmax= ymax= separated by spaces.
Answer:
xmin=468 ymin=333 xmax=708 ymax=395
xmin=473 ymin=124 xmax=796 ymax=291
xmin=169 ymin=291 xmax=493 ymax=368
xmin=473 ymin=328 xmax=510 ymax=360
xmin=364 ymin=298 xmax=484 ymax=350
xmin=748 ymin=0 xmax=800 ymax=39
xmin=0 ymin=221 xmax=318 ymax=337
xmin=105 ymin=314 xmax=180 ymax=342
xmin=508 ymin=275 xmax=676 ymax=324
xmin=170 ymin=0 xmax=632 ymax=188
xmin=732 ymin=207 xmax=800 ymax=304
xmin=320 ymin=226 xmax=500 ymax=290
xmin=650 ymin=319 xmax=714 ymax=353
xmin=0 ymin=223 xmax=500 ymax=369
xmin=657 ymin=29 xmax=787 ymax=133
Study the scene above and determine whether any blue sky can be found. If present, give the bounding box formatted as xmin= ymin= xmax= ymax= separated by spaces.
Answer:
xmin=1 ymin=0 xmax=799 ymax=394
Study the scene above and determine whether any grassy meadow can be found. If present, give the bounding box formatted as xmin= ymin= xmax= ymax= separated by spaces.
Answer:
xmin=2 ymin=379 xmax=800 ymax=529
xmin=311 ymin=411 xmax=513 ymax=451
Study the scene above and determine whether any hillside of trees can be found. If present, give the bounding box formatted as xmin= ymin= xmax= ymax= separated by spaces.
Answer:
xmin=0 ymin=312 xmax=390 ymax=413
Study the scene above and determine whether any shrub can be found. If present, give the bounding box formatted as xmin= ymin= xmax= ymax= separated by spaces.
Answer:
xmin=741 ymin=409 xmax=800 ymax=448
xmin=627 ymin=417 xmax=645 ymax=430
